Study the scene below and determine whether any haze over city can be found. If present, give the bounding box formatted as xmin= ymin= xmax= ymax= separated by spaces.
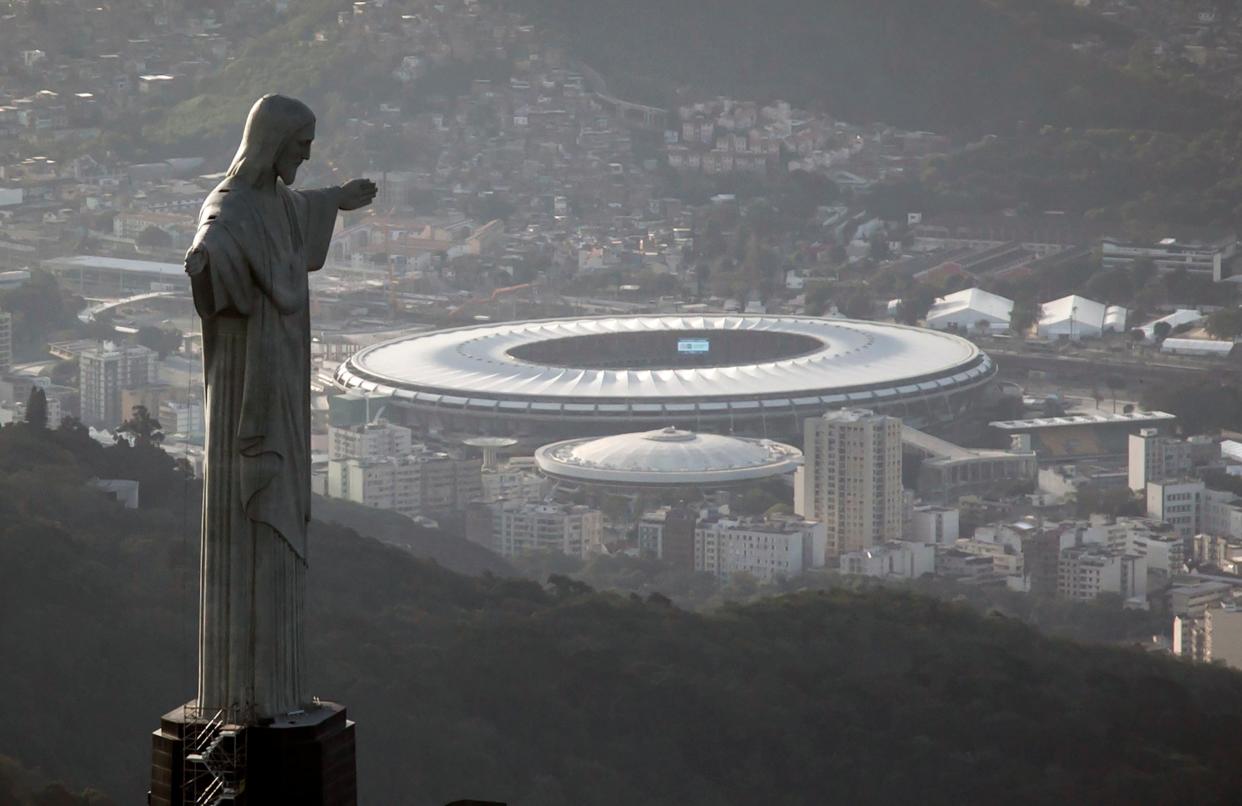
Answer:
xmin=6 ymin=1 xmax=1242 ymax=804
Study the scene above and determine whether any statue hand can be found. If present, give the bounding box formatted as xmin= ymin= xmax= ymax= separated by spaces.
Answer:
xmin=185 ymin=245 xmax=208 ymax=276
xmin=339 ymin=178 xmax=377 ymax=211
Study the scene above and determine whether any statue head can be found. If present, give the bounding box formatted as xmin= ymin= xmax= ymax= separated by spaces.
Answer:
xmin=226 ymin=94 xmax=316 ymax=188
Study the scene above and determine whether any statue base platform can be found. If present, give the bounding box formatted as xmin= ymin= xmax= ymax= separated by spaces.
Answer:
xmin=149 ymin=701 xmax=356 ymax=805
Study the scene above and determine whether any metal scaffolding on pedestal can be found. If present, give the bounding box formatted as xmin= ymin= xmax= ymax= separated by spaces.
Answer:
xmin=181 ymin=706 xmax=247 ymax=805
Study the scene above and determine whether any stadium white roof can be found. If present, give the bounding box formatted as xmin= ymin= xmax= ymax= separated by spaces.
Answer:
xmin=44 ymin=254 xmax=185 ymax=278
xmin=925 ymin=287 xmax=1013 ymax=328
xmin=535 ymin=427 xmax=802 ymax=486
xmin=336 ymin=316 xmax=991 ymax=412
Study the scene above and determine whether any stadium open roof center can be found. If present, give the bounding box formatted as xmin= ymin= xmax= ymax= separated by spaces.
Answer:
xmin=506 ymin=328 xmax=826 ymax=370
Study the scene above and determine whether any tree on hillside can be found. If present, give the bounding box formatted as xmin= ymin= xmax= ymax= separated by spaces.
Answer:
xmin=0 ymin=271 xmax=80 ymax=359
xmin=1009 ymin=299 xmax=1041 ymax=337
xmin=1084 ymin=268 xmax=1134 ymax=304
xmin=1142 ymin=378 xmax=1242 ymax=434
xmin=136 ymin=225 xmax=173 ymax=249
xmin=1206 ymin=308 xmax=1242 ymax=340
xmin=838 ymin=286 xmax=875 ymax=319
xmin=868 ymin=233 xmax=891 ymax=262
xmin=896 ymin=284 xmax=937 ymax=325
xmin=25 ymin=387 xmax=47 ymax=430
xmin=115 ymin=405 xmax=163 ymax=448
xmin=135 ymin=326 xmax=182 ymax=359
xmin=1130 ymin=257 xmax=1157 ymax=288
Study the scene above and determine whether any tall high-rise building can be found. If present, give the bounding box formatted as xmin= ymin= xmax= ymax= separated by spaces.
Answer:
xmin=327 ymin=455 xmax=423 ymax=518
xmin=0 ymin=310 xmax=12 ymax=374
xmin=1146 ymin=478 xmax=1205 ymax=540
xmin=695 ymin=516 xmax=827 ymax=582
xmin=1128 ymin=428 xmax=1192 ymax=492
xmin=325 ymin=441 xmax=482 ymax=521
xmin=796 ymin=408 xmax=902 ymax=558
xmin=485 ymin=501 xmax=603 ymax=558
xmin=328 ymin=419 xmax=415 ymax=461
xmin=78 ymin=341 xmax=158 ymax=427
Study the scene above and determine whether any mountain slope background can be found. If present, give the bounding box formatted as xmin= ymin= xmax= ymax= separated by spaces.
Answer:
xmin=514 ymin=0 xmax=1221 ymax=136
xmin=5 ymin=422 xmax=1242 ymax=804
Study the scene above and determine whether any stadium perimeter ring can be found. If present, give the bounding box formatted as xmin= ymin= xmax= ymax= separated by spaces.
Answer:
xmin=333 ymin=315 xmax=996 ymax=442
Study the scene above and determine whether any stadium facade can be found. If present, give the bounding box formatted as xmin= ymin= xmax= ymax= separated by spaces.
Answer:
xmin=333 ymin=315 xmax=997 ymax=443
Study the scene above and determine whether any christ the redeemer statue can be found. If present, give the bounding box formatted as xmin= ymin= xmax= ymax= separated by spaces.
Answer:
xmin=185 ymin=94 xmax=375 ymax=720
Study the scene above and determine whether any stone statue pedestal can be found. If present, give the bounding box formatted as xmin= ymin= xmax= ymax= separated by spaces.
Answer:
xmin=149 ymin=701 xmax=357 ymax=805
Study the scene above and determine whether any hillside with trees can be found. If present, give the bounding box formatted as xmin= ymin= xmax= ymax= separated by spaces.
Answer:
xmin=515 ymin=0 xmax=1242 ymax=235
xmin=516 ymin=0 xmax=1219 ymax=137
xmin=6 ymin=421 xmax=1242 ymax=803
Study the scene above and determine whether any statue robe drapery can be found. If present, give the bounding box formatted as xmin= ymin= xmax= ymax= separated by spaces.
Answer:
xmin=188 ymin=177 xmax=338 ymax=719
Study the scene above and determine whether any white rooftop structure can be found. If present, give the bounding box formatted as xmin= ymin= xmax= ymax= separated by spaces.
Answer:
xmin=1139 ymin=309 xmax=1204 ymax=342
xmin=1161 ymin=337 xmax=1235 ymax=356
xmin=924 ymin=287 xmax=1014 ymax=332
xmin=535 ymin=427 xmax=802 ymax=487
xmin=990 ymin=411 xmax=1177 ymax=431
xmin=44 ymin=254 xmax=185 ymax=278
xmin=1037 ymin=295 xmax=1126 ymax=339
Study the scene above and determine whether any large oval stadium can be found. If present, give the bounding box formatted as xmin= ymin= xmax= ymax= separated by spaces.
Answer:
xmin=333 ymin=315 xmax=996 ymax=443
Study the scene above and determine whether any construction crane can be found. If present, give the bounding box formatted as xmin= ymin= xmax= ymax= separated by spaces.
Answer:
xmin=447 ymin=282 xmax=534 ymax=323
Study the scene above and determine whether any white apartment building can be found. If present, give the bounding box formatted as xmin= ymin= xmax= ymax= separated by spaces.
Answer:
xmin=1057 ymin=545 xmax=1147 ymax=603
xmin=1203 ymin=488 xmax=1242 ymax=540
xmin=1100 ymin=235 xmax=1237 ymax=282
xmin=694 ymin=517 xmax=827 ymax=582
xmin=1140 ymin=479 xmax=1242 ymax=542
xmin=1080 ymin=517 xmax=1185 ymax=578
xmin=839 ymin=541 xmax=936 ymax=579
xmin=328 ymin=420 xmax=415 ymax=461
xmin=325 ymin=439 xmax=483 ymax=520
xmin=79 ymin=341 xmax=158 ymax=427
xmin=1147 ymin=479 xmax=1205 ymax=540
xmin=908 ymin=505 xmax=960 ymax=545
xmin=1191 ymin=534 xmax=1242 ymax=573
xmin=1169 ymin=581 xmax=1235 ymax=618
xmin=797 ymin=409 xmax=903 ymax=559
xmin=160 ymin=400 xmax=204 ymax=437
xmin=1128 ymin=429 xmax=1192 ymax=493
xmin=480 ymin=464 xmax=547 ymax=503
xmin=1174 ymin=606 xmax=1242 ymax=669
xmin=419 ymin=451 xmax=483 ymax=512
xmin=327 ymin=456 xmax=423 ymax=519
xmin=491 ymin=502 xmax=603 ymax=558
xmin=952 ymin=538 xmax=1023 ymax=576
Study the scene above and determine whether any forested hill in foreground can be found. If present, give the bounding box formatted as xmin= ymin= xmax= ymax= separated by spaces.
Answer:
xmin=514 ymin=0 xmax=1222 ymax=136
xmin=7 ymin=421 xmax=1242 ymax=804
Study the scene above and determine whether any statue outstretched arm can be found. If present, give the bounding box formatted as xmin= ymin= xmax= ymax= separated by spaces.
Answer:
xmin=337 ymin=178 xmax=377 ymax=211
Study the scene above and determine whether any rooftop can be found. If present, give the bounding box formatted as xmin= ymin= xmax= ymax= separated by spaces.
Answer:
xmin=44 ymin=254 xmax=186 ymax=278
xmin=990 ymin=411 xmax=1176 ymax=431
xmin=926 ymin=287 xmax=1014 ymax=324
xmin=535 ymin=427 xmax=802 ymax=486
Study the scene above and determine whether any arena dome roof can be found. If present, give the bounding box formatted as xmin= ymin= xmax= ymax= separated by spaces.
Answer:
xmin=534 ymin=427 xmax=802 ymax=487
